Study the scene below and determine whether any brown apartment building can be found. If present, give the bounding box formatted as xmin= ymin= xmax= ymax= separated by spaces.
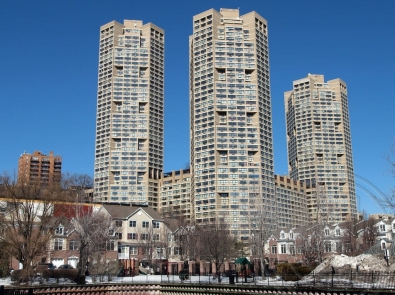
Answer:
xmin=18 ymin=151 xmax=62 ymax=185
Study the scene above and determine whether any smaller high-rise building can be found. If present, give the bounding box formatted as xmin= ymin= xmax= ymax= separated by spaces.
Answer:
xmin=274 ymin=175 xmax=308 ymax=228
xmin=18 ymin=151 xmax=62 ymax=185
xmin=285 ymin=74 xmax=357 ymax=223
xmin=158 ymin=169 xmax=191 ymax=222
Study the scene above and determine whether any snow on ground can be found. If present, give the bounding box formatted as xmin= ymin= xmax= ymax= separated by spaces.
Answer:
xmin=0 ymin=274 xmax=290 ymax=287
xmin=313 ymin=254 xmax=392 ymax=274
xmin=0 ymin=277 xmax=12 ymax=286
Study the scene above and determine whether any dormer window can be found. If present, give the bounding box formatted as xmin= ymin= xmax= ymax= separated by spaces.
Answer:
xmin=335 ymin=228 xmax=340 ymax=236
xmin=55 ymin=226 xmax=64 ymax=235
xmin=289 ymin=232 xmax=294 ymax=239
xmin=280 ymin=231 xmax=285 ymax=239
xmin=324 ymin=228 xmax=330 ymax=236
xmin=379 ymin=224 xmax=386 ymax=232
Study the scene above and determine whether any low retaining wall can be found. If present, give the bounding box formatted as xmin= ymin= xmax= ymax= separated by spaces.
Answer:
xmin=2 ymin=283 xmax=395 ymax=295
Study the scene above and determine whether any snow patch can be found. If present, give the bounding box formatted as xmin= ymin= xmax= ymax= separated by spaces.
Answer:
xmin=313 ymin=254 xmax=391 ymax=274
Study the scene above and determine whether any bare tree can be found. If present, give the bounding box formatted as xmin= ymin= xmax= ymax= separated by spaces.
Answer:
xmin=184 ymin=162 xmax=191 ymax=170
xmin=0 ymin=173 xmax=63 ymax=282
xmin=384 ymin=142 xmax=395 ymax=211
xmin=134 ymin=219 xmax=163 ymax=273
xmin=158 ymin=219 xmax=175 ymax=271
xmin=70 ymin=205 xmax=114 ymax=284
xmin=197 ymin=222 xmax=237 ymax=281
xmin=57 ymin=173 xmax=114 ymax=284
xmin=340 ymin=218 xmax=376 ymax=256
xmin=60 ymin=173 xmax=93 ymax=203
xmin=248 ymin=189 xmax=277 ymax=278
xmin=295 ymin=225 xmax=325 ymax=267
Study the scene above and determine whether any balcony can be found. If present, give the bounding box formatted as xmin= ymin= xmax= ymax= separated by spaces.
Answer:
xmin=118 ymin=253 xmax=130 ymax=259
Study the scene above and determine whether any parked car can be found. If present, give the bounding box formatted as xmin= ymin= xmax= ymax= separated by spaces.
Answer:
xmin=224 ymin=270 xmax=236 ymax=277
xmin=35 ymin=263 xmax=56 ymax=275
xmin=36 ymin=263 xmax=56 ymax=271
xmin=57 ymin=264 xmax=75 ymax=269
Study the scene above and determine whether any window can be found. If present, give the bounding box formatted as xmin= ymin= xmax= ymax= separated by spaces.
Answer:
xmin=153 ymin=221 xmax=160 ymax=228
xmin=115 ymin=220 xmax=123 ymax=227
xmin=325 ymin=242 xmax=332 ymax=253
xmin=271 ymin=245 xmax=277 ymax=254
xmin=54 ymin=238 xmax=64 ymax=250
xmin=142 ymin=221 xmax=149 ymax=228
xmin=118 ymin=246 xmax=129 ymax=257
xmin=324 ymin=228 xmax=330 ymax=236
xmin=297 ymin=246 xmax=302 ymax=254
xmin=130 ymin=246 xmax=138 ymax=255
xmin=115 ymin=233 xmax=122 ymax=240
xmin=141 ymin=247 xmax=150 ymax=255
xmin=379 ymin=224 xmax=386 ymax=232
xmin=280 ymin=231 xmax=285 ymax=239
xmin=174 ymin=247 xmax=182 ymax=255
xmin=289 ymin=245 xmax=295 ymax=255
xmin=128 ymin=233 xmax=136 ymax=240
xmin=106 ymin=240 xmax=115 ymax=251
xmin=69 ymin=240 xmax=78 ymax=251
xmin=335 ymin=228 xmax=340 ymax=236
xmin=289 ymin=232 xmax=294 ymax=239
xmin=141 ymin=233 xmax=149 ymax=240
xmin=153 ymin=234 xmax=160 ymax=241
xmin=55 ymin=226 xmax=64 ymax=235
xmin=129 ymin=220 xmax=136 ymax=227
xmin=280 ymin=244 xmax=286 ymax=254
xmin=336 ymin=242 xmax=342 ymax=253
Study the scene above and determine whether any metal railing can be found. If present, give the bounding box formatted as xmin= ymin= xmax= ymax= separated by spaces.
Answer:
xmin=4 ymin=271 xmax=395 ymax=294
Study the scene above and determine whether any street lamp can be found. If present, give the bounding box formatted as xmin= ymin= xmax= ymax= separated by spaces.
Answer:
xmin=384 ymin=249 xmax=390 ymax=266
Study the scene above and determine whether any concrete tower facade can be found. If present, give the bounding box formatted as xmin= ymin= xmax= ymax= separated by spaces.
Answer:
xmin=285 ymin=74 xmax=357 ymax=223
xmin=190 ymin=8 xmax=275 ymax=240
xmin=94 ymin=20 xmax=164 ymax=209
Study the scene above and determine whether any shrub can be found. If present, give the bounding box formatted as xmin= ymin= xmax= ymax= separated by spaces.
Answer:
xmin=0 ymin=245 xmax=10 ymax=278
xmin=10 ymin=269 xmax=23 ymax=282
xmin=10 ymin=269 xmax=35 ymax=283
xmin=46 ymin=269 xmax=78 ymax=282
xmin=276 ymin=263 xmax=314 ymax=281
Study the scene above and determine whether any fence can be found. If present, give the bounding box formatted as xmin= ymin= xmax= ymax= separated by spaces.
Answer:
xmin=295 ymin=271 xmax=395 ymax=289
xmin=90 ymin=271 xmax=395 ymax=288
xmin=3 ymin=271 xmax=395 ymax=294
xmin=112 ymin=271 xmax=395 ymax=289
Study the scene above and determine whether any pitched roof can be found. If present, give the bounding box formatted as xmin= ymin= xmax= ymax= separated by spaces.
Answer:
xmin=102 ymin=203 xmax=162 ymax=220
xmin=164 ymin=218 xmax=181 ymax=232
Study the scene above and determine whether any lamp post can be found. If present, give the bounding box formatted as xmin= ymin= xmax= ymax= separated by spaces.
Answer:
xmin=384 ymin=249 xmax=390 ymax=266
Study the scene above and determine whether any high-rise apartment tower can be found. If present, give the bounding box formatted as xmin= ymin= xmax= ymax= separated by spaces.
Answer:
xmin=94 ymin=20 xmax=164 ymax=208
xmin=190 ymin=8 xmax=275 ymax=240
xmin=285 ymin=74 xmax=357 ymax=222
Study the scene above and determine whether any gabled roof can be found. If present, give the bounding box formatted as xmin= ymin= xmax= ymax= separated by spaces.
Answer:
xmin=164 ymin=218 xmax=181 ymax=232
xmin=102 ymin=203 xmax=162 ymax=220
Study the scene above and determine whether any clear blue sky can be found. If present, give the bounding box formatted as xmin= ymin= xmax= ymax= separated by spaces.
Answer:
xmin=0 ymin=0 xmax=394 ymax=214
